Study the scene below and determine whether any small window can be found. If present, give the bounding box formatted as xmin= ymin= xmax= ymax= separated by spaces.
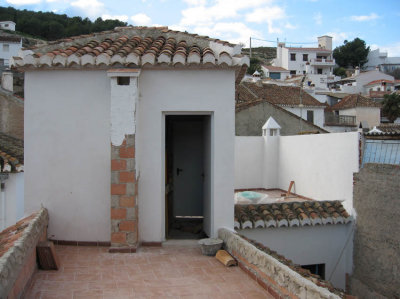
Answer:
xmin=117 ymin=77 xmax=130 ymax=85
xmin=303 ymin=54 xmax=308 ymax=61
xmin=302 ymin=264 xmax=325 ymax=279
xmin=290 ymin=70 xmax=296 ymax=75
xmin=317 ymin=68 xmax=322 ymax=74
xmin=4 ymin=24 xmax=8 ymax=27
xmin=290 ymin=53 xmax=296 ymax=61
xmin=307 ymin=110 xmax=314 ymax=123
xmin=2 ymin=44 xmax=9 ymax=52
xmin=303 ymin=71 xmax=306 ymax=74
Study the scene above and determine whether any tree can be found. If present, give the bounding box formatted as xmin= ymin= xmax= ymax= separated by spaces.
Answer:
xmin=382 ymin=93 xmax=400 ymax=123
xmin=333 ymin=67 xmax=347 ymax=78
xmin=333 ymin=38 xmax=370 ymax=68
xmin=246 ymin=57 xmax=264 ymax=76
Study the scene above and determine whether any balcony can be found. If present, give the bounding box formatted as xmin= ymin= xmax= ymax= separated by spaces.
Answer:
xmin=369 ymin=90 xmax=391 ymax=98
xmin=325 ymin=114 xmax=356 ymax=126
xmin=310 ymin=58 xmax=335 ymax=66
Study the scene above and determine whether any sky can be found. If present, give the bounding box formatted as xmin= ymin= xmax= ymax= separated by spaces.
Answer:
xmin=1 ymin=0 xmax=400 ymax=55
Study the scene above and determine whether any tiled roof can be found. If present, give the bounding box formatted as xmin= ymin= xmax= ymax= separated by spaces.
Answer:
xmin=365 ymin=79 xmax=394 ymax=86
xmin=234 ymin=201 xmax=351 ymax=229
xmin=0 ymin=36 xmax=21 ymax=43
xmin=12 ymin=26 xmax=249 ymax=69
xmin=365 ymin=124 xmax=400 ymax=136
xmin=0 ymin=132 xmax=24 ymax=172
xmin=331 ymin=94 xmax=381 ymax=110
xmin=0 ymin=212 xmax=37 ymax=258
xmin=262 ymin=65 xmax=289 ymax=72
xmin=238 ymin=81 xmax=326 ymax=107
xmin=287 ymin=47 xmax=331 ymax=52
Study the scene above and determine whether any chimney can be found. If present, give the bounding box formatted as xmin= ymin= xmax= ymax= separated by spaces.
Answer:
xmin=354 ymin=66 xmax=360 ymax=76
xmin=1 ymin=71 xmax=13 ymax=92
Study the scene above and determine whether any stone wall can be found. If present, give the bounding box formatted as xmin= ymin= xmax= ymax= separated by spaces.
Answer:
xmin=350 ymin=164 xmax=400 ymax=298
xmin=236 ymin=101 xmax=326 ymax=136
xmin=110 ymin=134 xmax=138 ymax=252
xmin=0 ymin=208 xmax=48 ymax=298
xmin=218 ymin=228 xmax=343 ymax=299
xmin=0 ymin=90 xmax=24 ymax=140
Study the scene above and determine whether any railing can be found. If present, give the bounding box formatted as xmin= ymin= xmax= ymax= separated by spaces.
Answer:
xmin=325 ymin=114 xmax=356 ymax=126
xmin=369 ymin=90 xmax=391 ymax=98
xmin=310 ymin=58 xmax=335 ymax=65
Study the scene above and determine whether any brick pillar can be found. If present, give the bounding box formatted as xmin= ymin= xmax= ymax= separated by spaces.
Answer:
xmin=110 ymin=134 xmax=138 ymax=252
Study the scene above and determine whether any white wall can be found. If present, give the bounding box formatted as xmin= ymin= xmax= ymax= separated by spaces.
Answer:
xmin=137 ymin=69 xmax=235 ymax=242
xmin=24 ymin=70 xmax=111 ymax=242
xmin=239 ymin=223 xmax=354 ymax=289
xmin=283 ymin=106 xmax=325 ymax=128
xmin=278 ymin=132 xmax=359 ymax=212
xmin=0 ymin=40 xmax=21 ymax=66
xmin=340 ymin=107 xmax=380 ymax=128
xmin=234 ymin=132 xmax=359 ymax=213
xmin=0 ymin=173 xmax=24 ymax=230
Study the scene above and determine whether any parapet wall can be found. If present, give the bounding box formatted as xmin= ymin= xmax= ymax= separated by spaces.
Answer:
xmin=0 ymin=208 xmax=48 ymax=298
xmin=218 ymin=228 xmax=343 ymax=299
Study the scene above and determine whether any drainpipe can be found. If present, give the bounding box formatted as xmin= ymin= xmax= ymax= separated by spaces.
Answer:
xmin=0 ymin=173 xmax=9 ymax=230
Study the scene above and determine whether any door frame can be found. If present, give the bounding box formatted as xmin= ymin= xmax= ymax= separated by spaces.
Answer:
xmin=161 ymin=111 xmax=214 ymax=241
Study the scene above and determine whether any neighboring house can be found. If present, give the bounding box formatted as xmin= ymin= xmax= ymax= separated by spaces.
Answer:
xmin=0 ymin=88 xmax=24 ymax=140
xmin=261 ymin=65 xmax=289 ymax=80
xmin=0 ymin=132 xmax=24 ymax=231
xmin=236 ymin=81 xmax=327 ymax=130
xmin=327 ymin=94 xmax=381 ymax=131
xmin=0 ymin=21 xmax=16 ymax=32
xmin=0 ymin=36 xmax=21 ymax=68
xmin=364 ymin=79 xmax=395 ymax=99
xmin=14 ymin=26 xmax=249 ymax=250
xmin=273 ymin=36 xmax=339 ymax=89
xmin=364 ymin=48 xmax=400 ymax=72
xmin=332 ymin=67 xmax=394 ymax=95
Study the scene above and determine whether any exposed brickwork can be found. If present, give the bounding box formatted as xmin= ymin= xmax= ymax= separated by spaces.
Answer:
xmin=350 ymin=164 xmax=400 ymax=299
xmin=110 ymin=134 xmax=138 ymax=250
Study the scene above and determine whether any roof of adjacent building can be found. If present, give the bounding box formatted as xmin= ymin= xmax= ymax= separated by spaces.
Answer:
xmin=12 ymin=26 xmax=249 ymax=69
xmin=234 ymin=201 xmax=351 ymax=229
xmin=0 ymin=132 xmax=24 ymax=171
xmin=365 ymin=79 xmax=394 ymax=86
xmin=0 ymin=36 xmax=21 ymax=43
xmin=238 ymin=81 xmax=326 ymax=107
xmin=365 ymin=123 xmax=400 ymax=136
xmin=331 ymin=94 xmax=381 ymax=110
xmin=262 ymin=65 xmax=289 ymax=72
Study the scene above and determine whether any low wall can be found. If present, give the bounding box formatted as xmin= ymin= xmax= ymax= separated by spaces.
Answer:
xmin=0 ymin=208 xmax=48 ymax=298
xmin=218 ymin=228 xmax=344 ymax=299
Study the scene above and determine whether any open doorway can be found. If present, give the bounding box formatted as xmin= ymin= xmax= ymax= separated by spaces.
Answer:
xmin=165 ymin=115 xmax=211 ymax=239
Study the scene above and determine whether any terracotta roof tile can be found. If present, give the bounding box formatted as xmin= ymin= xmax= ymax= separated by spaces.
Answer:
xmin=365 ymin=79 xmax=394 ymax=86
xmin=12 ymin=26 xmax=249 ymax=68
xmin=331 ymin=94 xmax=381 ymax=110
xmin=234 ymin=201 xmax=351 ymax=229
xmin=262 ymin=65 xmax=289 ymax=72
xmin=0 ymin=132 xmax=23 ymax=172
xmin=366 ymin=123 xmax=400 ymax=136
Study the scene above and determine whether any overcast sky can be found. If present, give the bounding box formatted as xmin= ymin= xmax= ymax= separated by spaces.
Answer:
xmin=2 ymin=0 xmax=400 ymax=55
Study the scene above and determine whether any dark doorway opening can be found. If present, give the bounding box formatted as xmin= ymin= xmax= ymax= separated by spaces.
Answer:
xmin=165 ymin=115 xmax=210 ymax=239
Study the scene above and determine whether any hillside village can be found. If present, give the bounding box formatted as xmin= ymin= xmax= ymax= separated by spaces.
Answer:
xmin=0 ymin=6 xmax=399 ymax=299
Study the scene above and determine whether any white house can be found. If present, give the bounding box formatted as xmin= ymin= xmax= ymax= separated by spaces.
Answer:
xmin=273 ymin=36 xmax=339 ymax=89
xmin=364 ymin=79 xmax=395 ymax=98
xmin=0 ymin=36 xmax=21 ymax=67
xmin=0 ymin=21 xmax=16 ymax=31
xmin=364 ymin=48 xmax=400 ymax=72
xmin=14 ymin=26 xmax=249 ymax=251
xmin=261 ymin=65 xmax=290 ymax=81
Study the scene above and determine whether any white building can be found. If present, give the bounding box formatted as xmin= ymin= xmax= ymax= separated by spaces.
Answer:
xmin=0 ymin=36 xmax=22 ymax=67
xmin=261 ymin=65 xmax=290 ymax=81
xmin=364 ymin=48 xmax=400 ymax=72
xmin=273 ymin=36 xmax=339 ymax=89
xmin=0 ymin=21 xmax=16 ymax=32
xmin=14 ymin=26 xmax=249 ymax=250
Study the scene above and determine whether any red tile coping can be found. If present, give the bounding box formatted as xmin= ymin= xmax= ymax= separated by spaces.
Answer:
xmin=49 ymin=239 xmax=111 ymax=247
xmin=108 ymin=246 xmax=137 ymax=253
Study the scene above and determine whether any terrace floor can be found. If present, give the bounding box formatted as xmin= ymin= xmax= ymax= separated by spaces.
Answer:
xmin=26 ymin=241 xmax=273 ymax=299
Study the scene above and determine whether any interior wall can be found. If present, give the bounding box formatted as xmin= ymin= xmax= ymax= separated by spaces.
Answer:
xmin=24 ymin=70 xmax=111 ymax=242
xmin=137 ymin=69 xmax=235 ymax=242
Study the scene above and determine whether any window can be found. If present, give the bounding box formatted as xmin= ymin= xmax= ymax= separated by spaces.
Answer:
xmin=117 ymin=77 xmax=130 ymax=85
xmin=303 ymin=71 xmax=306 ymax=74
xmin=4 ymin=24 xmax=8 ymax=27
xmin=303 ymin=54 xmax=308 ymax=61
xmin=317 ymin=68 xmax=322 ymax=74
xmin=301 ymin=264 xmax=325 ymax=279
xmin=307 ymin=110 xmax=314 ymax=123
xmin=2 ymin=44 xmax=9 ymax=52
xmin=290 ymin=53 xmax=296 ymax=61
xmin=290 ymin=70 xmax=296 ymax=75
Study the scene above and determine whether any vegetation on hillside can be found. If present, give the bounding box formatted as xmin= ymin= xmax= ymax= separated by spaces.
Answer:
xmin=242 ymin=46 xmax=276 ymax=61
xmin=0 ymin=6 xmax=127 ymax=40
xmin=382 ymin=93 xmax=400 ymax=123
xmin=333 ymin=38 xmax=370 ymax=68
xmin=246 ymin=57 xmax=264 ymax=76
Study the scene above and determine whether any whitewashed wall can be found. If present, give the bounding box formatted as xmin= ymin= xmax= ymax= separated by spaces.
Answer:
xmin=239 ymin=223 xmax=354 ymax=289
xmin=137 ymin=69 xmax=235 ymax=241
xmin=283 ymin=106 xmax=324 ymax=128
xmin=0 ymin=40 xmax=21 ymax=66
xmin=0 ymin=172 xmax=24 ymax=230
xmin=24 ymin=70 xmax=111 ymax=242
xmin=235 ymin=132 xmax=359 ymax=212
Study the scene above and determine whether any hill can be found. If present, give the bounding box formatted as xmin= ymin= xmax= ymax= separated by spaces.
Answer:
xmin=242 ymin=46 xmax=277 ymax=63
xmin=0 ymin=6 xmax=127 ymax=41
